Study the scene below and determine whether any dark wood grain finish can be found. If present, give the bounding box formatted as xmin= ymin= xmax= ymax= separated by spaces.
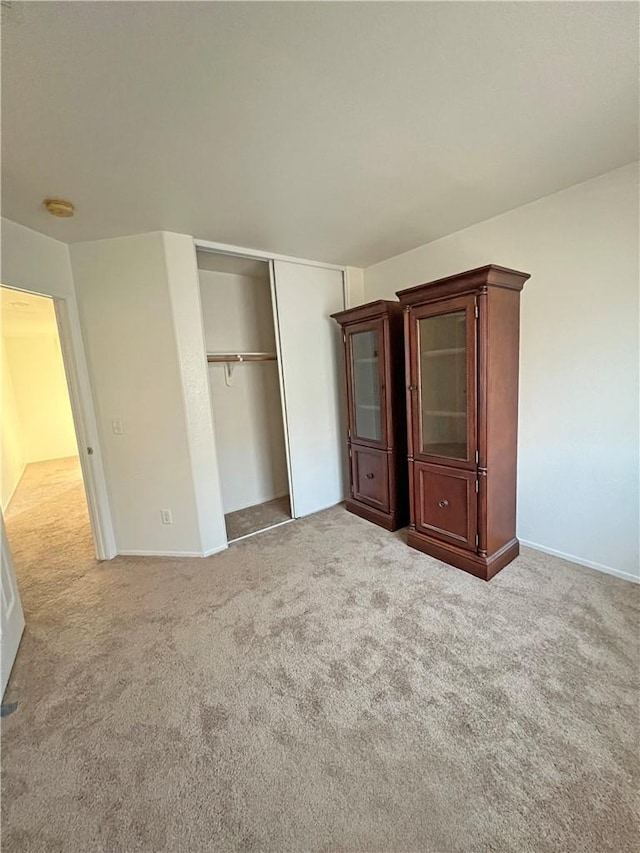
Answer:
xmin=398 ymin=265 xmax=530 ymax=580
xmin=485 ymin=286 xmax=521 ymax=555
xmin=397 ymin=264 xmax=529 ymax=306
xmin=406 ymin=529 xmax=520 ymax=580
xmin=414 ymin=461 xmax=477 ymax=549
xmin=351 ymin=446 xmax=389 ymax=512
xmin=332 ymin=301 xmax=408 ymax=531
xmin=331 ymin=300 xmax=398 ymax=326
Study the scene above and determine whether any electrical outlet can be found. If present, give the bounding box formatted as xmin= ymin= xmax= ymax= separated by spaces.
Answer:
xmin=160 ymin=509 xmax=173 ymax=525
xmin=111 ymin=419 xmax=123 ymax=435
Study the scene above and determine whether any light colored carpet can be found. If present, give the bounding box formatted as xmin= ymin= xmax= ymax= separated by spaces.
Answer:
xmin=4 ymin=457 xmax=94 ymax=596
xmin=2 ymin=458 xmax=638 ymax=852
xmin=225 ymin=496 xmax=291 ymax=541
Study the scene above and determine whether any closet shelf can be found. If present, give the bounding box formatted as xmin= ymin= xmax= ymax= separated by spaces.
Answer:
xmin=207 ymin=352 xmax=277 ymax=364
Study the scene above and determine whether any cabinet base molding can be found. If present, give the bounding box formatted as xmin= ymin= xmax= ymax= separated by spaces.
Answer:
xmin=345 ymin=498 xmax=402 ymax=532
xmin=406 ymin=532 xmax=520 ymax=581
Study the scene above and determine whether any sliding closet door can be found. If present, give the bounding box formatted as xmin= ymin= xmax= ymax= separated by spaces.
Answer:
xmin=272 ymin=261 xmax=346 ymax=517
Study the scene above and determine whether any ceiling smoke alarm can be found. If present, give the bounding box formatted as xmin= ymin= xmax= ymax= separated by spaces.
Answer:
xmin=43 ymin=198 xmax=75 ymax=217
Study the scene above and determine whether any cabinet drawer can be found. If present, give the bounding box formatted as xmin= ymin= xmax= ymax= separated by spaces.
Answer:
xmin=414 ymin=461 xmax=477 ymax=550
xmin=351 ymin=446 xmax=389 ymax=513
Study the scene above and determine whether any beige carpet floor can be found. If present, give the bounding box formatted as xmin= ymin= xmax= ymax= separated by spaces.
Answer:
xmin=224 ymin=496 xmax=291 ymax=541
xmin=2 ymin=458 xmax=639 ymax=852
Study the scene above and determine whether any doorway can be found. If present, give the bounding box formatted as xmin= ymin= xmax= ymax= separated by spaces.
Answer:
xmin=1 ymin=286 xmax=100 ymax=692
xmin=1 ymin=285 xmax=95 ymax=550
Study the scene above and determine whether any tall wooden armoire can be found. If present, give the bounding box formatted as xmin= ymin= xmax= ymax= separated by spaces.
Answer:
xmin=331 ymin=301 xmax=408 ymax=531
xmin=397 ymin=265 xmax=530 ymax=580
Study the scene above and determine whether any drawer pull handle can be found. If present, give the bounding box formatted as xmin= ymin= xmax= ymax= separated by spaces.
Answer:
xmin=438 ymin=499 xmax=449 ymax=508
xmin=365 ymin=473 xmax=374 ymax=479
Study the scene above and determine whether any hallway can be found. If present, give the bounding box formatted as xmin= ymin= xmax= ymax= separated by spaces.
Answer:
xmin=4 ymin=456 xmax=95 ymax=620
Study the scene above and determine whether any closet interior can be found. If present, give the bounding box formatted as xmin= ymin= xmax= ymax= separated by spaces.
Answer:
xmin=196 ymin=250 xmax=291 ymax=542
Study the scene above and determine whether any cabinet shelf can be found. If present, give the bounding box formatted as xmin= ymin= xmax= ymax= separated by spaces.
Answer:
xmin=423 ymin=410 xmax=465 ymax=418
xmin=356 ymin=404 xmax=381 ymax=411
xmin=421 ymin=347 xmax=465 ymax=358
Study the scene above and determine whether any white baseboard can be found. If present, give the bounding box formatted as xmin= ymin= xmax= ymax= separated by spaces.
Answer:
xmin=2 ymin=463 xmax=27 ymax=514
xmin=519 ymin=539 xmax=639 ymax=585
xmin=118 ymin=549 xmax=205 ymax=558
xmin=202 ymin=543 xmax=228 ymax=557
xmin=118 ymin=543 xmax=228 ymax=558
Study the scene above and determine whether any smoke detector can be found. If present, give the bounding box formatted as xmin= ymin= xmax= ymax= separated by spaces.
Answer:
xmin=43 ymin=198 xmax=75 ymax=217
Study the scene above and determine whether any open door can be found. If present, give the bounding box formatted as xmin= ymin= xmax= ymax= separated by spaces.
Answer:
xmin=271 ymin=261 xmax=346 ymax=517
xmin=1 ymin=513 xmax=24 ymax=698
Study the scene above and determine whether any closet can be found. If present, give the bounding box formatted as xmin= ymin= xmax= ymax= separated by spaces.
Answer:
xmin=196 ymin=249 xmax=347 ymax=543
xmin=197 ymin=251 xmax=291 ymax=541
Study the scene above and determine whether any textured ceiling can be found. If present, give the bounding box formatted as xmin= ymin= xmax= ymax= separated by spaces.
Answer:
xmin=1 ymin=1 xmax=638 ymax=266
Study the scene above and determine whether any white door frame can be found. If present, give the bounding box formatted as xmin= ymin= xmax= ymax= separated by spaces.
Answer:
xmin=1 ymin=285 xmax=116 ymax=561
xmin=194 ymin=238 xmax=346 ymax=271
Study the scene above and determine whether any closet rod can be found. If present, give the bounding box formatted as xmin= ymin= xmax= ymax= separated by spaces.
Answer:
xmin=206 ymin=352 xmax=277 ymax=364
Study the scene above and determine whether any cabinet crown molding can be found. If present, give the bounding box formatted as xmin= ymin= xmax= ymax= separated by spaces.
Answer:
xmin=396 ymin=264 xmax=530 ymax=307
xmin=331 ymin=300 xmax=402 ymax=325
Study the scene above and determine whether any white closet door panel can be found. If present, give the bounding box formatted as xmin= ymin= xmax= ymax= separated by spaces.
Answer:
xmin=273 ymin=261 xmax=345 ymax=517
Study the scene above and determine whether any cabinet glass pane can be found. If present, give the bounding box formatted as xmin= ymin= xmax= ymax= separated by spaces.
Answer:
xmin=419 ymin=311 xmax=467 ymax=459
xmin=351 ymin=330 xmax=382 ymax=441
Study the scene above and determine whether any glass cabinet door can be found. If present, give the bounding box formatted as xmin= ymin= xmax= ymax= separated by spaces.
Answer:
xmin=348 ymin=326 xmax=385 ymax=444
xmin=416 ymin=300 xmax=475 ymax=464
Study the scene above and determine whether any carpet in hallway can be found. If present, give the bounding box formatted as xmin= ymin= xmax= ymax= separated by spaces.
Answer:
xmin=4 ymin=457 xmax=95 ymax=609
xmin=1 ymin=465 xmax=638 ymax=852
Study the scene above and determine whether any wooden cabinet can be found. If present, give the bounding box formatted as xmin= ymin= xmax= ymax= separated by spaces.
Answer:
xmin=331 ymin=301 xmax=408 ymax=531
xmin=397 ymin=265 xmax=530 ymax=580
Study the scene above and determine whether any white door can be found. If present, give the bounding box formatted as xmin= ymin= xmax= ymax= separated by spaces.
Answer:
xmin=1 ymin=514 xmax=25 ymax=698
xmin=272 ymin=261 xmax=346 ymax=517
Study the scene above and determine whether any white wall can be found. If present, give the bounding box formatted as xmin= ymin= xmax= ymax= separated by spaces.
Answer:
xmin=71 ymin=232 xmax=214 ymax=555
xmin=199 ymin=269 xmax=289 ymax=513
xmin=2 ymin=218 xmax=78 ymax=300
xmin=0 ymin=218 xmax=116 ymax=558
xmin=163 ymin=233 xmax=227 ymax=555
xmin=1 ymin=338 xmax=25 ymax=509
xmin=70 ymin=232 xmax=229 ymax=556
xmin=345 ymin=266 xmax=365 ymax=308
xmin=364 ymin=163 xmax=639 ymax=581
